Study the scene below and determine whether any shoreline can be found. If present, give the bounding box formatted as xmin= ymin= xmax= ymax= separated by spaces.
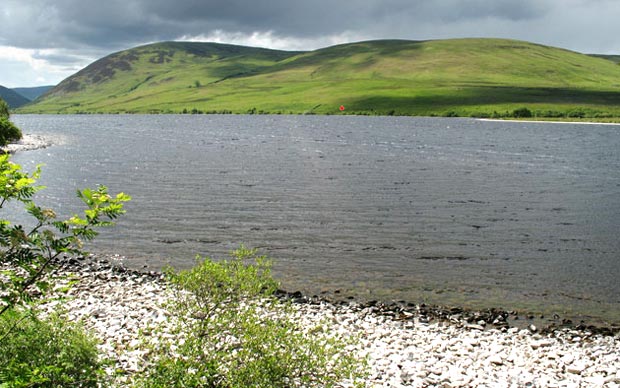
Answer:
xmin=36 ymin=254 xmax=620 ymax=387
xmin=14 ymin=112 xmax=620 ymax=125
xmin=1 ymin=133 xmax=53 ymax=153
xmin=477 ymin=118 xmax=620 ymax=126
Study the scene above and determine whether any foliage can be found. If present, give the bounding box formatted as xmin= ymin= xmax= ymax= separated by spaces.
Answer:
xmin=0 ymin=99 xmax=22 ymax=147
xmin=0 ymin=154 xmax=130 ymax=316
xmin=0 ymin=308 xmax=102 ymax=388
xmin=0 ymin=100 xmax=9 ymax=119
xmin=134 ymin=246 xmax=366 ymax=387
xmin=0 ymin=118 xmax=22 ymax=148
xmin=0 ymin=154 xmax=129 ymax=387
xmin=512 ymin=107 xmax=533 ymax=118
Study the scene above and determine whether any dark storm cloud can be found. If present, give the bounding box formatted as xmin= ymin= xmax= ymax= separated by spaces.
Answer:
xmin=2 ymin=0 xmax=552 ymax=51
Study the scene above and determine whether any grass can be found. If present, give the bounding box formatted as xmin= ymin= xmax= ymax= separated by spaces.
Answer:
xmin=17 ymin=38 xmax=620 ymax=120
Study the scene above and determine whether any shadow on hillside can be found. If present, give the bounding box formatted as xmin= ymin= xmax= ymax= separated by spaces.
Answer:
xmin=350 ymin=86 xmax=620 ymax=112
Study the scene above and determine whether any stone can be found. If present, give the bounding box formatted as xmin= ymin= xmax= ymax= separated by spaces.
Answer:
xmin=489 ymin=355 xmax=504 ymax=366
xmin=531 ymin=339 xmax=554 ymax=349
xmin=567 ymin=361 xmax=586 ymax=374
xmin=27 ymin=254 xmax=620 ymax=388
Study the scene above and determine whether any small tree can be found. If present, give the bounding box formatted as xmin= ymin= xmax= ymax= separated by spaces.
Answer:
xmin=136 ymin=247 xmax=366 ymax=387
xmin=0 ymin=154 xmax=131 ymax=317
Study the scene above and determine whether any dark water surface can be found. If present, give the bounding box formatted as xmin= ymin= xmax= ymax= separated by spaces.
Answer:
xmin=11 ymin=115 xmax=620 ymax=325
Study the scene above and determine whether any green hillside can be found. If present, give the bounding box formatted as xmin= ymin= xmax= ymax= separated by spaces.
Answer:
xmin=588 ymin=54 xmax=620 ymax=64
xmin=18 ymin=38 xmax=620 ymax=119
xmin=0 ymin=86 xmax=30 ymax=109
xmin=12 ymin=85 xmax=55 ymax=101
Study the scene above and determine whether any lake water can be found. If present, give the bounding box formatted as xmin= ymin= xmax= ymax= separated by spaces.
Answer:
xmin=10 ymin=114 xmax=620 ymax=325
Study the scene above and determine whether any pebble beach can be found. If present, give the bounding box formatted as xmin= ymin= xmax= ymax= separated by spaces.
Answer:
xmin=39 ymin=256 xmax=620 ymax=388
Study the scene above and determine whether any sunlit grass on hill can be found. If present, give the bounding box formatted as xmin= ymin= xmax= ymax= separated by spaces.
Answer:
xmin=18 ymin=38 xmax=620 ymax=120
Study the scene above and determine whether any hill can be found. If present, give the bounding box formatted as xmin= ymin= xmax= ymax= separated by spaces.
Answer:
xmin=18 ymin=39 xmax=620 ymax=119
xmin=588 ymin=54 xmax=620 ymax=65
xmin=12 ymin=85 xmax=55 ymax=101
xmin=0 ymin=86 xmax=31 ymax=109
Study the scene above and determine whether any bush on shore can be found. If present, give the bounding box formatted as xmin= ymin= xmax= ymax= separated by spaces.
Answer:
xmin=0 ymin=309 xmax=102 ymax=388
xmin=133 ymin=246 xmax=367 ymax=387
xmin=0 ymin=98 xmax=22 ymax=147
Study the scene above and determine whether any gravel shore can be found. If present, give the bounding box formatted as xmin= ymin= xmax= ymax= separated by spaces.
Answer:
xmin=37 ymin=256 xmax=620 ymax=388
xmin=1 ymin=133 xmax=53 ymax=153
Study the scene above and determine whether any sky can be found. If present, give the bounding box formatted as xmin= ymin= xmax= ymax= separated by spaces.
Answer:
xmin=1 ymin=0 xmax=619 ymax=87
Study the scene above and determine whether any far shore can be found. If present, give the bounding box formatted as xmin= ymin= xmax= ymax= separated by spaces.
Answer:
xmin=478 ymin=118 xmax=620 ymax=125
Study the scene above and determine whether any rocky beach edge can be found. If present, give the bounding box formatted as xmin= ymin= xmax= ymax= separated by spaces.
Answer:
xmin=1 ymin=133 xmax=53 ymax=153
xmin=32 ymin=254 xmax=620 ymax=387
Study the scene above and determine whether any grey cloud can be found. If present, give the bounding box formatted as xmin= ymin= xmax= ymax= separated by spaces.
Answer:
xmin=1 ymin=0 xmax=558 ymax=51
xmin=1 ymin=0 xmax=619 ymax=61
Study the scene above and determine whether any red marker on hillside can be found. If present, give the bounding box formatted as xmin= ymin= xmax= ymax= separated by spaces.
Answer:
xmin=339 ymin=105 xmax=345 ymax=111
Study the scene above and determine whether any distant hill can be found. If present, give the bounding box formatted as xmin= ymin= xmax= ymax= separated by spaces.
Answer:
xmin=588 ymin=54 xmax=620 ymax=64
xmin=18 ymin=38 xmax=620 ymax=119
xmin=12 ymin=85 xmax=55 ymax=101
xmin=0 ymin=86 xmax=31 ymax=109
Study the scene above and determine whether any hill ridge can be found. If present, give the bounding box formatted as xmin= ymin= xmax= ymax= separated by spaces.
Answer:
xmin=18 ymin=38 xmax=620 ymax=119
xmin=0 ymin=86 xmax=31 ymax=109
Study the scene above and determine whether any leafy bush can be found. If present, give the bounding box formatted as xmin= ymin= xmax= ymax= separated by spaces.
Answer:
xmin=535 ymin=110 xmax=565 ymax=118
xmin=0 ymin=118 xmax=22 ymax=147
xmin=567 ymin=109 xmax=586 ymax=118
xmin=0 ymin=309 xmax=102 ymax=388
xmin=512 ymin=107 xmax=533 ymax=118
xmin=0 ymin=100 xmax=9 ymax=119
xmin=0 ymin=154 xmax=131 ymax=316
xmin=0 ymin=98 xmax=22 ymax=147
xmin=135 ymin=246 xmax=366 ymax=387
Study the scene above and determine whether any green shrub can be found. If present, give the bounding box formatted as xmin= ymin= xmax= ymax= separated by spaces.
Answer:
xmin=0 ymin=99 xmax=22 ymax=146
xmin=567 ymin=109 xmax=586 ymax=118
xmin=0 ymin=154 xmax=131 ymax=316
xmin=512 ymin=107 xmax=533 ymax=118
xmin=535 ymin=110 xmax=564 ymax=118
xmin=0 ymin=117 xmax=22 ymax=147
xmin=135 ymin=246 xmax=366 ymax=387
xmin=0 ymin=100 xmax=9 ymax=119
xmin=0 ymin=309 xmax=103 ymax=387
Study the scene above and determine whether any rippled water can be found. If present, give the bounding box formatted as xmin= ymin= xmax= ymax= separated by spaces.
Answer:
xmin=11 ymin=114 xmax=620 ymax=324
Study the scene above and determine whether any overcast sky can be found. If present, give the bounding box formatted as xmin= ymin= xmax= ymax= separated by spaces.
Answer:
xmin=1 ymin=0 xmax=619 ymax=87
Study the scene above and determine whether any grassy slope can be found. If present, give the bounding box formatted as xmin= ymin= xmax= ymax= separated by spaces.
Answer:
xmin=589 ymin=54 xmax=620 ymax=64
xmin=18 ymin=38 xmax=620 ymax=118
xmin=0 ymin=86 xmax=31 ymax=109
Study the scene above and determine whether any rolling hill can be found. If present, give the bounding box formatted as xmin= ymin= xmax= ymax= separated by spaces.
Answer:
xmin=12 ymin=85 xmax=55 ymax=101
xmin=0 ymin=86 xmax=31 ymax=109
xmin=588 ymin=54 xmax=620 ymax=64
xmin=17 ymin=38 xmax=620 ymax=119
